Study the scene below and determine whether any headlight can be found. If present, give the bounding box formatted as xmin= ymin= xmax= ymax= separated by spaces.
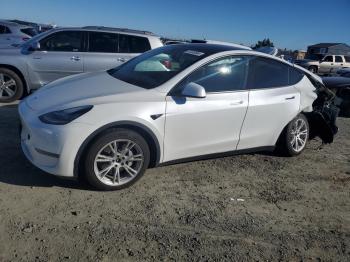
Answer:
xmin=39 ymin=105 xmax=93 ymax=125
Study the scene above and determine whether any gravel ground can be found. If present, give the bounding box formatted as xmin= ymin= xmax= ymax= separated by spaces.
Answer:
xmin=0 ymin=102 xmax=349 ymax=261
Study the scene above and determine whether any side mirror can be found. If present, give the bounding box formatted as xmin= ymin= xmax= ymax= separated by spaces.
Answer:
xmin=28 ymin=41 xmax=40 ymax=51
xmin=181 ymin=82 xmax=206 ymax=98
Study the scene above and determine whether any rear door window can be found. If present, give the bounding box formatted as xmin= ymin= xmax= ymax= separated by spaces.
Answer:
xmin=247 ymin=57 xmax=289 ymax=89
xmin=289 ymin=67 xmax=304 ymax=85
xmin=39 ymin=31 xmax=83 ymax=52
xmin=345 ymin=56 xmax=350 ymax=62
xmin=88 ymin=31 xmax=118 ymax=53
xmin=118 ymin=34 xmax=151 ymax=53
xmin=335 ymin=56 xmax=343 ymax=63
xmin=0 ymin=25 xmax=11 ymax=34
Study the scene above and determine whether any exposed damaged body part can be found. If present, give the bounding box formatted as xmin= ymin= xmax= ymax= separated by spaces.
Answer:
xmin=305 ymin=75 xmax=339 ymax=143
xmin=322 ymin=76 xmax=350 ymax=117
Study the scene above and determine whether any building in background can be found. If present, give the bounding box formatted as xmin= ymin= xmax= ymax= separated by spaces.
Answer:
xmin=293 ymin=50 xmax=306 ymax=60
xmin=305 ymin=43 xmax=350 ymax=60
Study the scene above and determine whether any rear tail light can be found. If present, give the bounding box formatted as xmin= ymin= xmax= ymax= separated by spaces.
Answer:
xmin=160 ymin=60 xmax=172 ymax=69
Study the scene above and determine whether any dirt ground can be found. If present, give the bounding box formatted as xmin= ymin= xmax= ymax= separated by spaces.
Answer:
xmin=0 ymin=102 xmax=349 ymax=262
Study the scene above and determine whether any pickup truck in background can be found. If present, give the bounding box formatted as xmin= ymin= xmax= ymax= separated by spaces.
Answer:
xmin=295 ymin=55 xmax=350 ymax=75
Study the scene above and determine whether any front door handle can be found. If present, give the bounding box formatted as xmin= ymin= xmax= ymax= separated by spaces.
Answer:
xmin=285 ymin=96 xmax=295 ymax=100
xmin=230 ymin=100 xmax=244 ymax=106
xmin=70 ymin=56 xmax=81 ymax=61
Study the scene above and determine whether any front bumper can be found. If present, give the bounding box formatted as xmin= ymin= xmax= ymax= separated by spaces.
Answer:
xmin=18 ymin=101 xmax=95 ymax=177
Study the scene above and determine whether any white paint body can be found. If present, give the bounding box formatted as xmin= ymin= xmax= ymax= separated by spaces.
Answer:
xmin=19 ymin=49 xmax=318 ymax=177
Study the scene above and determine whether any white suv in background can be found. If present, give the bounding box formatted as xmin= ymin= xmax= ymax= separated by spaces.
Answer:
xmin=318 ymin=55 xmax=350 ymax=75
xmin=0 ymin=26 xmax=163 ymax=102
xmin=296 ymin=54 xmax=350 ymax=75
xmin=0 ymin=20 xmax=37 ymax=48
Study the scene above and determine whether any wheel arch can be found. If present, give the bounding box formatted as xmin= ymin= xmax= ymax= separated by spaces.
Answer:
xmin=275 ymin=111 xmax=307 ymax=146
xmin=73 ymin=121 xmax=162 ymax=179
xmin=0 ymin=64 xmax=29 ymax=95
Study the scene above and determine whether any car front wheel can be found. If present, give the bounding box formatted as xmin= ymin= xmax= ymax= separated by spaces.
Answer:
xmin=279 ymin=114 xmax=309 ymax=156
xmin=84 ymin=128 xmax=150 ymax=190
xmin=308 ymin=66 xmax=318 ymax=74
xmin=0 ymin=68 xmax=24 ymax=103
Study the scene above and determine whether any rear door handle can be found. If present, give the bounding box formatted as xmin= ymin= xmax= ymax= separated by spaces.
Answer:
xmin=117 ymin=57 xmax=127 ymax=62
xmin=230 ymin=100 xmax=244 ymax=106
xmin=285 ymin=96 xmax=295 ymax=100
xmin=70 ymin=56 xmax=81 ymax=61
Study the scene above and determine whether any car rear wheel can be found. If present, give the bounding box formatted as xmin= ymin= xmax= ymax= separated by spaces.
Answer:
xmin=84 ymin=128 xmax=150 ymax=190
xmin=0 ymin=68 xmax=24 ymax=103
xmin=279 ymin=114 xmax=309 ymax=156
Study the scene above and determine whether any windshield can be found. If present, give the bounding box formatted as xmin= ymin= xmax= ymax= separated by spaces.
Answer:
xmin=21 ymin=29 xmax=53 ymax=48
xmin=20 ymin=27 xmax=38 ymax=37
xmin=108 ymin=44 xmax=223 ymax=89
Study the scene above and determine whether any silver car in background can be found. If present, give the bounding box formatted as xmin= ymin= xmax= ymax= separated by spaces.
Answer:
xmin=0 ymin=26 xmax=163 ymax=102
xmin=0 ymin=20 xmax=37 ymax=48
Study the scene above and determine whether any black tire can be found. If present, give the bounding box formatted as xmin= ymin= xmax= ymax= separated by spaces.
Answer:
xmin=0 ymin=67 xmax=24 ymax=103
xmin=308 ymin=66 xmax=318 ymax=74
xmin=278 ymin=114 xmax=309 ymax=157
xmin=83 ymin=128 xmax=150 ymax=190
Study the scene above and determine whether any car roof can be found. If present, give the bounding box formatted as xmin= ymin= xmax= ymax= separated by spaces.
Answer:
xmin=181 ymin=44 xmax=324 ymax=83
xmin=172 ymin=43 xmax=246 ymax=53
xmin=50 ymin=26 xmax=158 ymax=38
xmin=0 ymin=20 xmax=32 ymax=29
xmin=190 ymin=39 xmax=251 ymax=50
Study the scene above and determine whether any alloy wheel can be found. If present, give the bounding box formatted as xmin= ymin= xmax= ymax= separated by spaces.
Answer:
xmin=93 ymin=139 xmax=144 ymax=186
xmin=0 ymin=73 xmax=17 ymax=99
xmin=290 ymin=118 xmax=308 ymax=152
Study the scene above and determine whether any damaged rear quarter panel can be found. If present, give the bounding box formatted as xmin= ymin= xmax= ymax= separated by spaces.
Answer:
xmin=294 ymin=76 xmax=318 ymax=113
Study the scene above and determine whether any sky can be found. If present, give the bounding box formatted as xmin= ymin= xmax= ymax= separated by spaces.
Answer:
xmin=1 ymin=0 xmax=349 ymax=50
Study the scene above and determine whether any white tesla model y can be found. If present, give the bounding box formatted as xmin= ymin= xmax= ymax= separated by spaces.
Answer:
xmin=19 ymin=44 xmax=338 ymax=190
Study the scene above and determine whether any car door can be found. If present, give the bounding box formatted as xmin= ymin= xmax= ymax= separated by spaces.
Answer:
xmin=237 ymin=56 xmax=300 ymax=150
xmin=26 ymin=31 xmax=84 ymax=89
xmin=319 ymin=55 xmax=334 ymax=74
xmin=334 ymin=56 xmax=345 ymax=72
xmin=117 ymin=33 xmax=152 ymax=63
xmin=163 ymin=56 xmax=250 ymax=162
xmin=0 ymin=25 xmax=12 ymax=48
xmin=84 ymin=31 xmax=124 ymax=72
xmin=344 ymin=56 xmax=350 ymax=67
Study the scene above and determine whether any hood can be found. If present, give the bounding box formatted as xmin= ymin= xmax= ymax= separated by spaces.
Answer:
xmin=322 ymin=76 xmax=350 ymax=89
xmin=26 ymin=71 xmax=146 ymax=111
